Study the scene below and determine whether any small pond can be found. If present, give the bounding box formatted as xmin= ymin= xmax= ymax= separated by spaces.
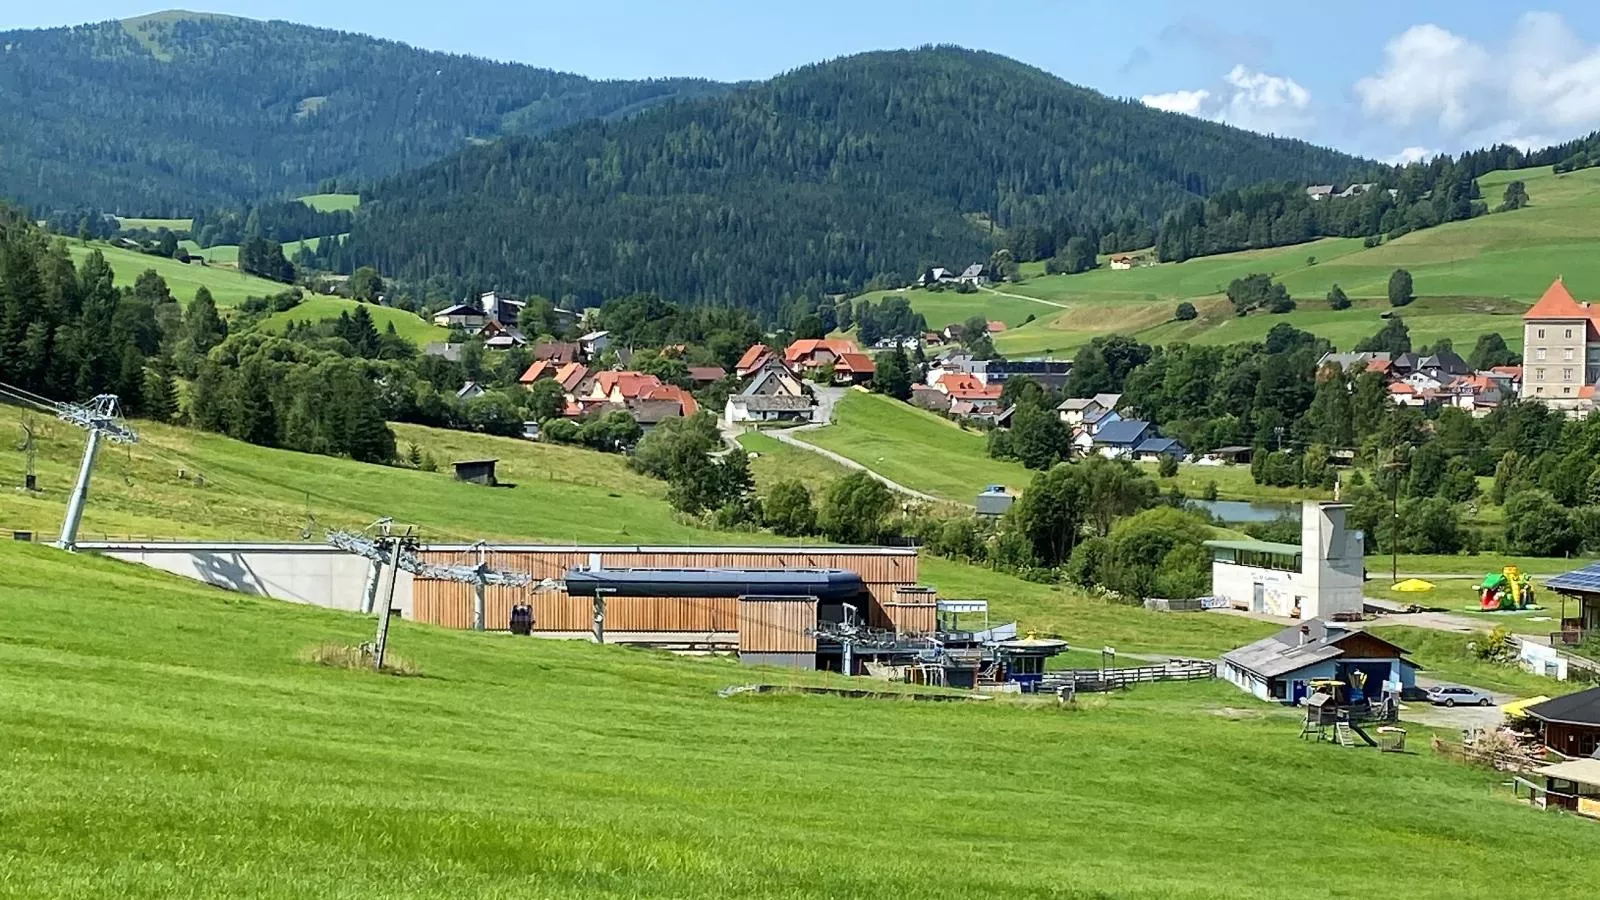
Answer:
xmin=1189 ymin=499 xmax=1298 ymax=524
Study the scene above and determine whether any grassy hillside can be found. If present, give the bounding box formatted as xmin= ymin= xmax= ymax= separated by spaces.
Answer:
xmin=298 ymin=192 xmax=361 ymax=212
xmin=736 ymin=430 xmax=852 ymax=496
xmin=803 ymin=392 xmax=1029 ymax=501
xmin=115 ymin=215 xmax=192 ymax=232
xmin=256 ymin=295 xmax=450 ymax=345
xmin=895 ymin=165 xmax=1600 ymax=357
xmin=2 ymin=539 xmax=1595 ymax=897
xmin=67 ymin=241 xmax=289 ymax=308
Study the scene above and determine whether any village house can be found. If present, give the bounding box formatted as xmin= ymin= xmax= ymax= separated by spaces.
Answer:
xmin=724 ymin=358 xmax=814 ymax=424
xmin=1109 ymin=255 xmax=1135 ymax=271
xmin=530 ymin=341 xmax=580 ymax=365
xmin=916 ymin=266 xmax=954 ymax=286
xmin=455 ymin=381 xmax=486 ymax=401
xmin=988 ymin=359 xmax=1072 ymax=392
xmin=1316 ymin=351 xmax=1391 ymax=376
xmin=735 ymin=343 xmax=775 ymax=378
xmin=1520 ymin=278 xmax=1600 ymax=410
xmin=1204 ymin=501 xmax=1365 ymax=621
xmin=1056 ymin=397 xmax=1106 ymax=427
xmin=832 ymin=352 xmax=877 ymax=385
xmin=578 ymin=330 xmax=612 ymax=360
xmin=958 ymin=264 xmax=990 ymax=286
xmin=1133 ymin=436 xmax=1188 ymax=461
xmin=432 ymin=303 xmax=488 ymax=329
xmin=687 ymin=365 xmax=728 ymax=387
xmin=1522 ymin=687 xmax=1600 ymax=759
xmin=478 ymin=291 xmax=525 ymax=328
xmin=476 ymin=319 xmax=527 ymax=349
xmin=1306 ymin=184 xmax=1335 ymax=201
xmin=783 ymin=338 xmax=863 ymax=377
xmin=1221 ymin=619 xmax=1418 ymax=704
xmin=1088 ymin=418 xmax=1150 ymax=458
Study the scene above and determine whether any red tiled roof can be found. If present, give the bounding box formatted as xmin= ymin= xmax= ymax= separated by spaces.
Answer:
xmin=986 ymin=320 xmax=1007 ymax=333
xmin=642 ymin=384 xmax=699 ymax=416
xmin=1389 ymin=382 xmax=1417 ymax=395
xmin=1366 ymin=359 xmax=1392 ymax=374
xmin=735 ymin=344 xmax=770 ymax=373
xmin=555 ymin=362 xmax=589 ymax=391
xmin=1582 ymin=385 xmax=1598 ymax=400
xmin=1523 ymin=278 xmax=1600 ymax=339
xmin=949 ymin=385 xmax=1003 ymax=401
xmin=1490 ymin=365 xmax=1523 ymax=378
xmin=783 ymin=338 xmax=860 ymax=363
xmin=834 ymin=352 xmax=876 ymax=374
xmin=936 ymin=373 xmax=985 ymax=394
xmin=594 ymin=371 xmax=665 ymax=400
xmin=518 ymin=360 xmax=553 ymax=384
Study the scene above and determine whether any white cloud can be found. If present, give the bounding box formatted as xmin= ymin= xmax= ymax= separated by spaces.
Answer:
xmin=1140 ymin=67 xmax=1311 ymax=136
xmin=1382 ymin=146 xmax=1439 ymax=165
xmin=1356 ymin=14 xmax=1600 ymax=147
xmin=1215 ymin=65 xmax=1311 ymax=134
xmin=1140 ymin=88 xmax=1211 ymax=116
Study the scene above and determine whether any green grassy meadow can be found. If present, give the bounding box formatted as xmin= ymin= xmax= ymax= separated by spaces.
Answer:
xmin=298 ymin=192 xmax=361 ymax=211
xmin=803 ymin=391 xmax=1029 ymax=500
xmin=115 ymin=215 xmax=192 ymax=232
xmin=256 ymin=295 xmax=451 ymax=345
xmin=878 ymin=165 xmax=1600 ymax=357
xmin=4 ymin=540 xmax=1595 ymax=898
xmin=67 ymin=240 xmax=289 ymax=308
xmin=736 ymin=430 xmax=853 ymax=495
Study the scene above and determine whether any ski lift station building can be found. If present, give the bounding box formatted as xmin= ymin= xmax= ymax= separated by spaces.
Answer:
xmin=1203 ymin=501 xmax=1364 ymax=621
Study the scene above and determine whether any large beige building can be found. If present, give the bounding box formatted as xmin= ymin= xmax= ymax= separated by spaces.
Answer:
xmin=1521 ymin=279 xmax=1600 ymax=410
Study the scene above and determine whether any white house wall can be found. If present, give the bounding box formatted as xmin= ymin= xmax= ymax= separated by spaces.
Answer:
xmin=1211 ymin=562 xmax=1304 ymax=617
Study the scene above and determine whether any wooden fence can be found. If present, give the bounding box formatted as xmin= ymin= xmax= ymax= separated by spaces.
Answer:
xmin=1040 ymin=660 xmax=1215 ymax=693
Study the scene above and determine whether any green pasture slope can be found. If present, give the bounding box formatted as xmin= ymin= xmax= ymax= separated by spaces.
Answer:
xmin=803 ymin=391 xmax=1030 ymax=500
xmin=256 ymin=295 xmax=450 ymax=346
xmin=67 ymin=240 xmax=289 ymax=308
xmin=2 ymin=538 xmax=1596 ymax=898
xmin=885 ymin=165 xmax=1600 ymax=357
xmin=115 ymin=215 xmax=192 ymax=232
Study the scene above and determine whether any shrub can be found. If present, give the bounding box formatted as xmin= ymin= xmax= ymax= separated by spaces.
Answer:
xmin=1157 ymin=455 xmax=1179 ymax=478
xmin=301 ymin=642 xmax=420 ymax=676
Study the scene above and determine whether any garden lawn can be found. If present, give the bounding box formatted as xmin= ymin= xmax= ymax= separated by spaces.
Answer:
xmin=2 ymin=540 xmax=1596 ymax=898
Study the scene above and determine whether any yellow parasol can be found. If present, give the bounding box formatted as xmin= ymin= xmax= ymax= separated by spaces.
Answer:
xmin=1392 ymin=578 xmax=1436 ymax=593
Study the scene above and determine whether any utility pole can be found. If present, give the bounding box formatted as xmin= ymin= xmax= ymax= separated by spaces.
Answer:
xmin=54 ymin=395 xmax=137 ymax=551
xmin=371 ymin=532 xmax=405 ymax=671
xmin=592 ymin=589 xmax=613 ymax=644
xmin=1382 ymin=447 xmax=1409 ymax=584
xmin=17 ymin=412 xmax=37 ymax=492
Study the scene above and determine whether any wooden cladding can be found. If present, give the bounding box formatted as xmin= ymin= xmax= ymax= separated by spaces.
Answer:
xmin=884 ymin=586 xmax=938 ymax=635
xmin=411 ymin=546 xmax=916 ymax=632
xmin=737 ymin=597 xmax=818 ymax=652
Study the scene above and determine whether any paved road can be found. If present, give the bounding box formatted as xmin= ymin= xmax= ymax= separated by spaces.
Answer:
xmin=1405 ymin=675 xmax=1514 ymax=731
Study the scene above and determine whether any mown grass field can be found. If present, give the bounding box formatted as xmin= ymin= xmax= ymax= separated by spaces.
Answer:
xmin=3 ymin=540 xmax=1595 ymax=898
xmin=802 ymin=391 xmax=1029 ymax=500
xmin=115 ymin=215 xmax=192 ymax=232
xmin=882 ymin=165 xmax=1600 ymax=357
xmin=255 ymin=295 xmax=451 ymax=346
xmin=298 ymin=192 xmax=361 ymax=212
xmin=67 ymin=241 xmax=289 ymax=308
xmin=735 ymin=430 xmax=852 ymax=496
xmin=851 ymin=285 xmax=1059 ymax=330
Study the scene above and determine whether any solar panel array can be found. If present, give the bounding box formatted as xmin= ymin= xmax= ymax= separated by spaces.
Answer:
xmin=1546 ymin=561 xmax=1600 ymax=593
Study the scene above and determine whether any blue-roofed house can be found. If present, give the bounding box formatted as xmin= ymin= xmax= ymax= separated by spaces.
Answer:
xmin=1090 ymin=419 xmax=1152 ymax=458
xmin=1134 ymin=436 xmax=1189 ymax=461
xmin=1546 ymin=560 xmax=1600 ymax=642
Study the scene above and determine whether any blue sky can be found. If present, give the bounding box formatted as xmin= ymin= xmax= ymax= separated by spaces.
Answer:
xmin=11 ymin=2 xmax=1600 ymax=161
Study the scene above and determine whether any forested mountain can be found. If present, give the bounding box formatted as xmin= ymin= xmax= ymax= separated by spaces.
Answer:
xmin=0 ymin=11 xmax=730 ymax=212
xmin=328 ymin=47 xmax=1365 ymax=314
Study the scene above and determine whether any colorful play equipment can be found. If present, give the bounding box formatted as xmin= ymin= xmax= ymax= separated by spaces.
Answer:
xmin=1478 ymin=566 xmax=1536 ymax=611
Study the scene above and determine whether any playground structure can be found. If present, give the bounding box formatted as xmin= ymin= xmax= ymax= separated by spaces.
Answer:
xmin=1479 ymin=567 xmax=1537 ymax=612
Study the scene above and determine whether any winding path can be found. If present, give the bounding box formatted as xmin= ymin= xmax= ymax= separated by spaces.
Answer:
xmin=748 ymin=387 xmax=952 ymax=505
xmin=979 ymin=284 xmax=1070 ymax=310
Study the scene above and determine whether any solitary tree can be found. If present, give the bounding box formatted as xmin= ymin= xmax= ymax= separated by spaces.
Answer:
xmin=1387 ymin=268 xmax=1415 ymax=307
xmin=1326 ymin=284 xmax=1351 ymax=310
xmin=1502 ymin=180 xmax=1530 ymax=211
xmin=349 ymin=266 xmax=384 ymax=302
xmin=1174 ymin=301 xmax=1197 ymax=321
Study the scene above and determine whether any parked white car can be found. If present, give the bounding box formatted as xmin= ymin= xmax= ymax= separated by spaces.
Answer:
xmin=1427 ymin=685 xmax=1493 ymax=707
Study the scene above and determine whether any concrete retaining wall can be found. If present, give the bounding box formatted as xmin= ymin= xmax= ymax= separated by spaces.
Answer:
xmin=78 ymin=542 xmax=409 ymax=616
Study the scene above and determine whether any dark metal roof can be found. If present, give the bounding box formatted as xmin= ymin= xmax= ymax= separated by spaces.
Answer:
xmin=563 ymin=567 xmax=864 ymax=599
xmin=1524 ymin=687 xmax=1600 ymax=727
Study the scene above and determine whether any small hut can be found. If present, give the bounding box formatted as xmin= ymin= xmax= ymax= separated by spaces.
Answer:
xmin=452 ymin=458 xmax=499 ymax=486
